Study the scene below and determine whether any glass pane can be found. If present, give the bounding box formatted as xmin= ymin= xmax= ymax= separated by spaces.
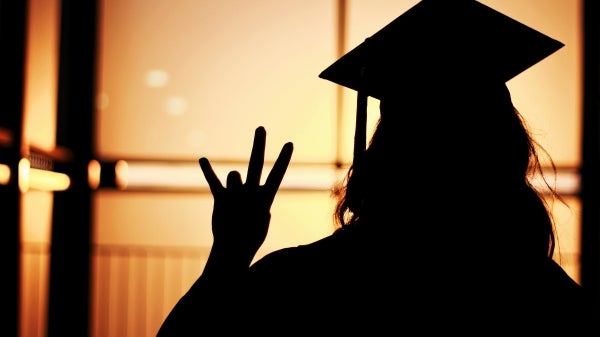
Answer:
xmin=23 ymin=0 xmax=60 ymax=151
xmin=97 ymin=0 xmax=338 ymax=163
xmin=482 ymin=0 xmax=582 ymax=168
xmin=21 ymin=191 xmax=53 ymax=337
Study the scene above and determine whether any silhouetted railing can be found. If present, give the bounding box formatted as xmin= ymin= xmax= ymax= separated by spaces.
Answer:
xmin=22 ymin=242 xmax=210 ymax=337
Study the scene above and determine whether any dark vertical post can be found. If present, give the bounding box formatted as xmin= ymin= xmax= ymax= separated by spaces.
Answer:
xmin=47 ymin=0 xmax=98 ymax=336
xmin=0 ymin=1 xmax=28 ymax=336
xmin=581 ymin=0 xmax=600 ymax=308
xmin=335 ymin=0 xmax=346 ymax=168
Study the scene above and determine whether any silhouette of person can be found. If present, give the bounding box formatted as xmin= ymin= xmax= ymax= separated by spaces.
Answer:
xmin=157 ymin=0 xmax=598 ymax=335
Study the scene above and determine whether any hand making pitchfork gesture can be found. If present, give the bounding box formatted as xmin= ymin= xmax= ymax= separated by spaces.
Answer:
xmin=199 ymin=126 xmax=294 ymax=268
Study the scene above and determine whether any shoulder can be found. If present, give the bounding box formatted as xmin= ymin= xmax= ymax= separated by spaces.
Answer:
xmin=248 ymin=231 xmax=348 ymax=275
xmin=541 ymin=258 xmax=584 ymax=294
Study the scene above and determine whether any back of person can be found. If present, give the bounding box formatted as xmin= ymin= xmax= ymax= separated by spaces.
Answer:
xmin=240 ymin=227 xmax=594 ymax=335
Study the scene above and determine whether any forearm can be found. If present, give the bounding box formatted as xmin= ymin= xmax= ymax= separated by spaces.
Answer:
xmin=155 ymin=244 xmax=252 ymax=336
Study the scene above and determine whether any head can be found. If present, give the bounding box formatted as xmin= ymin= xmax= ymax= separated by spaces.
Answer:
xmin=332 ymin=80 xmax=558 ymax=259
xmin=321 ymin=0 xmax=564 ymax=260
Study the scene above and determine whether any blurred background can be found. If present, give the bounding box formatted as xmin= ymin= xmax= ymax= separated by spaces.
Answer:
xmin=1 ymin=0 xmax=598 ymax=336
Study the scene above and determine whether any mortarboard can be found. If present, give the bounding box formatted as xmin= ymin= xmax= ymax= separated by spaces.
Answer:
xmin=318 ymin=0 xmax=564 ymax=165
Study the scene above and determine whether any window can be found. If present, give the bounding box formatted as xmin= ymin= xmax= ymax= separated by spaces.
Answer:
xmin=16 ymin=1 xmax=583 ymax=336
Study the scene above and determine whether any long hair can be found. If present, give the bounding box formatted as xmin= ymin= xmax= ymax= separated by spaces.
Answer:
xmin=331 ymin=83 xmax=561 ymax=259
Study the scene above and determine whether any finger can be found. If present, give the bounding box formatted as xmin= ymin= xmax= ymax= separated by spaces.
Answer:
xmin=264 ymin=142 xmax=293 ymax=206
xmin=227 ymin=170 xmax=243 ymax=189
xmin=199 ymin=157 xmax=223 ymax=194
xmin=246 ymin=126 xmax=266 ymax=186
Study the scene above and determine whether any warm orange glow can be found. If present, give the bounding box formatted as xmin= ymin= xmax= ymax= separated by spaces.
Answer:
xmin=23 ymin=0 xmax=60 ymax=151
xmin=31 ymin=1 xmax=583 ymax=337
xmin=115 ymin=160 xmax=128 ymax=190
xmin=0 ymin=127 xmax=13 ymax=147
xmin=120 ymin=161 xmax=342 ymax=191
xmin=18 ymin=157 xmax=70 ymax=192
xmin=89 ymin=159 xmax=101 ymax=189
xmin=19 ymin=158 xmax=30 ymax=192
xmin=0 ymin=164 xmax=10 ymax=185
xmin=29 ymin=168 xmax=70 ymax=191
xmin=20 ymin=0 xmax=60 ymax=335
xmin=145 ymin=69 xmax=169 ymax=88
xmin=89 ymin=159 xmax=130 ymax=189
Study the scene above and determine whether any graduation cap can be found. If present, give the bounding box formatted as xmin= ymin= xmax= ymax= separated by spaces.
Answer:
xmin=318 ymin=0 xmax=564 ymax=164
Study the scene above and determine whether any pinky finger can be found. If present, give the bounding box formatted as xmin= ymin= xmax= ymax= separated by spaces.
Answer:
xmin=264 ymin=142 xmax=294 ymax=206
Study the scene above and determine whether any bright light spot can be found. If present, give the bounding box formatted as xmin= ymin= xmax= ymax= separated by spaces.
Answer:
xmin=29 ymin=168 xmax=70 ymax=191
xmin=18 ymin=158 xmax=70 ymax=192
xmin=0 ymin=164 xmax=10 ymax=185
xmin=165 ymin=96 xmax=188 ymax=116
xmin=88 ymin=159 xmax=101 ymax=189
xmin=146 ymin=69 xmax=169 ymax=88
xmin=115 ymin=160 xmax=129 ymax=190
xmin=19 ymin=158 xmax=30 ymax=192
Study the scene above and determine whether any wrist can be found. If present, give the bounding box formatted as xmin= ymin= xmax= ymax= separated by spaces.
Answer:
xmin=203 ymin=243 xmax=254 ymax=276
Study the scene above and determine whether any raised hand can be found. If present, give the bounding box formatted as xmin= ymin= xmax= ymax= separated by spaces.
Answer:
xmin=199 ymin=126 xmax=293 ymax=267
